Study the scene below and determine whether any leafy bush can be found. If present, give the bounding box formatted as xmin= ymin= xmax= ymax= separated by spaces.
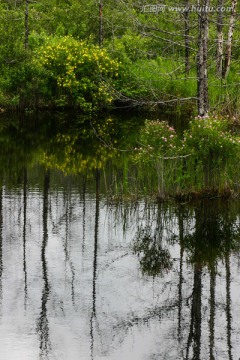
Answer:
xmin=34 ymin=35 xmax=119 ymax=111
xmin=181 ymin=116 xmax=240 ymax=188
xmin=183 ymin=116 xmax=239 ymax=163
xmin=133 ymin=120 xmax=180 ymax=164
xmin=108 ymin=32 xmax=151 ymax=63
xmin=132 ymin=120 xmax=182 ymax=198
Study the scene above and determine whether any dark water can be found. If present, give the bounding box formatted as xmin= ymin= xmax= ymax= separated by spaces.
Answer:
xmin=0 ymin=113 xmax=240 ymax=360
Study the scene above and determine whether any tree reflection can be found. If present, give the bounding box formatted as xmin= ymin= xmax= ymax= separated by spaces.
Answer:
xmin=177 ymin=206 xmax=185 ymax=342
xmin=37 ymin=170 xmax=51 ymax=358
xmin=225 ymin=253 xmax=233 ymax=360
xmin=63 ymin=184 xmax=76 ymax=306
xmin=81 ymin=177 xmax=86 ymax=252
xmin=133 ymin=226 xmax=173 ymax=277
xmin=183 ymin=201 xmax=240 ymax=359
xmin=186 ymin=264 xmax=202 ymax=360
xmin=132 ymin=200 xmax=240 ymax=358
xmin=23 ymin=167 xmax=28 ymax=309
xmin=0 ymin=187 xmax=3 ymax=305
xmin=209 ymin=263 xmax=216 ymax=360
xmin=90 ymin=168 xmax=100 ymax=360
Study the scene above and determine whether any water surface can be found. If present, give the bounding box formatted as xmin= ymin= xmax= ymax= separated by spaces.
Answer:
xmin=0 ymin=113 xmax=240 ymax=360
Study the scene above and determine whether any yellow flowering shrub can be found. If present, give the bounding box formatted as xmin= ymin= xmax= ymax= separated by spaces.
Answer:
xmin=34 ymin=36 xmax=119 ymax=111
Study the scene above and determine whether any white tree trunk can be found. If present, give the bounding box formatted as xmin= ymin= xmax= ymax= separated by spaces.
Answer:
xmin=197 ymin=0 xmax=210 ymax=116
xmin=184 ymin=1 xmax=190 ymax=77
xmin=223 ymin=0 xmax=237 ymax=79
xmin=216 ymin=0 xmax=224 ymax=77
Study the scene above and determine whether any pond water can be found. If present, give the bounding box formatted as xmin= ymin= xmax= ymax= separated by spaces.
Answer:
xmin=0 ymin=113 xmax=240 ymax=360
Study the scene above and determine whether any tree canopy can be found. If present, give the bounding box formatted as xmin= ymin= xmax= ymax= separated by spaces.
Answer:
xmin=0 ymin=0 xmax=239 ymax=115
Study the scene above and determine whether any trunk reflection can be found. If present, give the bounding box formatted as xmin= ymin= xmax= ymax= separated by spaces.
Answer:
xmin=90 ymin=169 xmax=100 ymax=360
xmin=37 ymin=170 xmax=51 ymax=358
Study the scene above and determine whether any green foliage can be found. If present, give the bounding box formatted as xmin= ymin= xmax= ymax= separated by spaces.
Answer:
xmin=131 ymin=120 xmax=182 ymax=198
xmin=29 ymin=0 xmax=95 ymax=39
xmin=132 ymin=117 xmax=240 ymax=197
xmin=0 ymin=111 xmax=240 ymax=199
xmin=116 ymin=57 xmax=197 ymax=105
xmin=0 ymin=0 xmax=239 ymax=114
xmin=133 ymin=120 xmax=179 ymax=164
xmin=183 ymin=116 xmax=239 ymax=163
xmin=108 ymin=32 xmax=151 ymax=63
xmin=180 ymin=116 xmax=240 ymax=190
xmin=33 ymin=36 xmax=119 ymax=110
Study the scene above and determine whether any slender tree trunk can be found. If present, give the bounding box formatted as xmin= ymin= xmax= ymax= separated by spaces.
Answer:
xmin=216 ymin=0 xmax=224 ymax=77
xmin=197 ymin=0 xmax=210 ymax=117
xmin=99 ymin=0 xmax=103 ymax=46
xmin=25 ymin=0 xmax=29 ymax=49
xmin=184 ymin=1 xmax=190 ymax=77
xmin=222 ymin=0 xmax=237 ymax=79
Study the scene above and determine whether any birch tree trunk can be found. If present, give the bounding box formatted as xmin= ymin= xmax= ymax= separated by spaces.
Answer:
xmin=216 ymin=0 xmax=224 ymax=77
xmin=184 ymin=1 xmax=190 ymax=77
xmin=223 ymin=0 xmax=237 ymax=79
xmin=197 ymin=0 xmax=210 ymax=117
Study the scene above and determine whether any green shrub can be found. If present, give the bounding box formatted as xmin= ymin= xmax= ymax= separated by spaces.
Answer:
xmin=133 ymin=120 xmax=180 ymax=164
xmin=183 ymin=116 xmax=238 ymax=162
xmin=33 ymin=35 xmax=119 ymax=111
xmin=132 ymin=120 xmax=182 ymax=198
xmin=132 ymin=117 xmax=240 ymax=197
xmin=182 ymin=116 xmax=240 ymax=188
